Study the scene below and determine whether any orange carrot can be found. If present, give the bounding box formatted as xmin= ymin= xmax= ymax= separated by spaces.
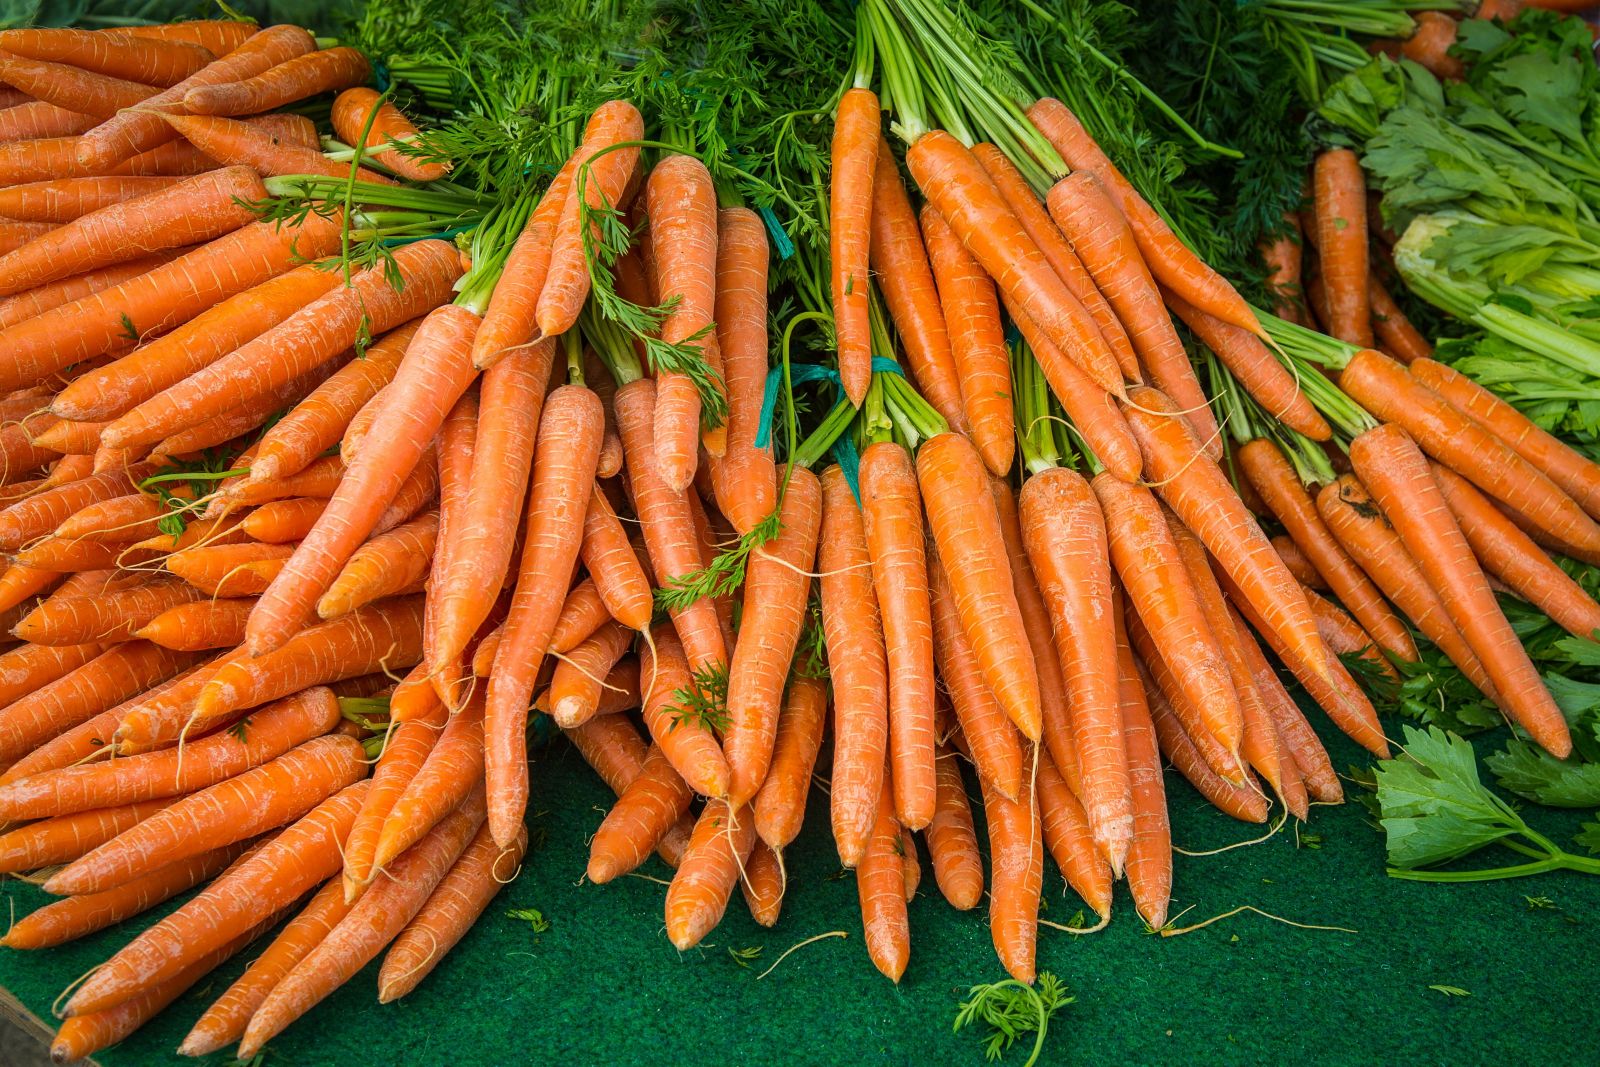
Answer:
xmin=108 ymin=20 xmax=257 ymax=55
xmin=0 ymin=799 xmax=173 ymax=875
xmin=1113 ymin=603 xmax=1172 ymax=929
xmin=664 ymin=798 xmax=755 ymax=950
xmin=547 ymin=620 xmax=632 ymax=728
xmin=318 ymin=510 xmax=438 ymax=620
xmin=1312 ymin=149 xmax=1372 ymax=346
xmin=751 ymin=672 xmax=828 ymax=850
xmin=184 ymin=46 xmax=370 ymax=115
xmin=587 ymin=742 xmax=693 ymax=884
xmin=1369 ymin=276 xmax=1432 ymax=363
xmin=343 ymin=701 xmax=446 ymax=899
xmin=12 ymin=579 xmax=200 ymax=645
xmin=471 ymin=154 xmax=574 ymax=370
xmin=371 ymin=693 xmax=486 ymax=873
xmin=1035 ymin=745 xmax=1113 ymax=921
xmin=924 ymin=746 xmax=982 ymax=910
xmin=0 ymin=255 xmax=183 ymax=332
xmin=0 ymin=176 xmax=183 ymax=224
xmin=579 ymin=488 xmax=652 ymax=631
xmin=167 ymin=542 xmax=294 ymax=597
xmin=0 ymin=100 xmax=98 ymax=142
xmin=639 ymin=623 xmax=731 ymax=799
xmin=163 ymin=111 xmax=394 ymax=183
xmin=330 ymin=87 xmax=449 ymax=182
xmin=0 ymin=134 xmax=217 ymax=186
xmin=1230 ymin=603 xmax=1343 ymax=804
xmin=0 ymin=641 xmax=189 ymax=765
xmin=710 ymin=206 xmax=777 ymax=532
xmin=0 ymin=27 xmax=213 ymax=86
xmin=0 ymin=462 xmax=149 ymax=551
xmin=741 ymin=838 xmax=786 ymax=926
xmin=1143 ymin=655 xmax=1269 ymax=823
xmin=0 ymin=54 xmax=159 ymax=117
xmin=980 ymin=763 xmax=1042 ymax=983
xmin=1260 ymin=215 xmax=1305 ymax=324
xmin=830 ymin=86 xmax=879 ymax=405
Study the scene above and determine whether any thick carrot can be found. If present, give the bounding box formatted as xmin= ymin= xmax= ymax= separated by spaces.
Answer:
xmin=167 ymin=542 xmax=294 ymax=597
xmin=1369 ymin=276 xmax=1432 ymax=363
xmin=579 ymin=488 xmax=652 ymax=631
xmin=919 ymin=432 xmax=1041 ymax=740
xmin=343 ymin=701 xmax=446 ymax=899
xmin=318 ymin=510 xmax=438 ymax=620
xmin=1124 ymin=386 xmax=1329 ymax=680
xmin=1410 ymin=356 xmax=1600 ymax=524
xmin=587 ymin=743 xmax=693 ymax=884
xmin=0 ymin=799 xmax=173 ymax=874
xmin=184 ymin=46 xmax=370 ymax=114
xmin=613 ymin=379 xmax=726 ymax=673
xmin=0 ymin=686 xmax=338 ymax=821
xmin=1230 ymin=603 xmax=1343 ymax=804
xmin=830 ymin=87 xmax=879 ymax=405
xmin=639 ymin=623 xmax=731 ymax=799
xmin=536 ymin=100 xmax=644 ymax=339
xmin=237 ymin=791 xmax=485 ymax=1059
xmin=980 ymin=765 xmax=1042 ymax=983
xmin=53 ymin=492 xmax=167 ymax=542
xmin=331 ymin=87 xmax=449 ymax=183
xmin=61 ymin=779 xmax=369 ymax=1016
xmin=725 ymin=467 xmax=821 ymax=806
xmin=1113 ymin=603 xmax=1172 ymax=928
xmin=0 ymin=176 xmax=181 ymax=224
xmin=547 ymin=621 xmax=631 ymax=728
xmin=0 ymin=665 xmax=194 ymax=785
xmin=710 ymin=206 xmax=777 ymax=532
xmin=1401 ymin=12 xmax=1465 ymax=79
xmin=1312 ymin=149 xmax=1372 ymax=346
xmin=923 ymin=747 xmax=982 ymax=910
xmin=162 ymin=111 xmax=394 ymax=183
xmin=749 ymin=672 xmax=827 ymax=850
xmin=0 ymin=255 xmax=182 ymax=332
xmin=1035 ymin=745 xmax=1113 ymax=920
xmin=13 ymin=534 xmax=134 ymax=571
xmin=551 ymin=577 xmax=611 ymax=654
xmin=0 ymin=100 xmax=98 ymax=142
xmin=0 ymin=27 xmax=213 ymax=86
xmin=1237 ymin=436 xmax=1416 ymax=662
xmin=109 ymin=20 xmax=256 ymax=54
xmin=1307 ymin=587 xmax=1396 ymax=683
xmin=0 ymin=135 xmax=217 ymax=186
xmin=855 ymin=773 xmax=909 ymax=981
xmin=741 ymin=838 xmax=786 ymax=926
xmin=665 ymin=798 xmax=756 ymax=950
xmin=1021 ymin=467 xmax=1131 ymax=870
xmin=0 ymin=213 xmax=344 ymax=395
xmin=0 ymin=462 xmax=149 ymax=551
xmin=214 ymin=455 xmax=344 ymax=510
xmin=0 ymin=54 xmax=159 ymax=117
xmin=1260 ymin=215 xmax=1305 ymax=324
xmin=0 ymin=641 xmax=190 ymax=765
xmin=240 ymin=499 xmax=325 ymax=544
xmin=379 ymin=822 xmax=528 ymax=1003
xmin=2 ymin=840 xmax=250 ymax=950
xmin=179 ymin=876 xmax=353 ymax=1057
xmin=152 ymin=356 xmax=344 ymax=460
xmin=471 ymin=155 xmax=574 ymax=370
xmin=12 ymin=579 xmax=200 ymax=644
xmin=371 ymin=694 xmax=485 ymax=872
xmin=906 ymin=129 xmax=1124 ymax=395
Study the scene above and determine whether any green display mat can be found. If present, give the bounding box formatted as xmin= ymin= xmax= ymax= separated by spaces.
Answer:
xmin=0 ymin=722 xmax=1593 ymax=1066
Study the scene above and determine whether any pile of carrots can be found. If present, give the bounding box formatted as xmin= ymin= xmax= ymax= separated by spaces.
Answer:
xmin=0 ymin=9 xmax=1596 ymax=1064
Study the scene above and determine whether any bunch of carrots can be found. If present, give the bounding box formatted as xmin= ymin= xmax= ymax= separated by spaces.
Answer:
xmin=0 ymin=6 xmax=1596 ymax=1064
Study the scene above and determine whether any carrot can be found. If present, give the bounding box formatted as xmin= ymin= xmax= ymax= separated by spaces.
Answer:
xmin=343 ymin=701 xmax=446 ymax=899
xmin=548 ymin=579 xmax=613 ymax=654
xmin=0 ymin=135 xmax=218 ymax=186
xmin=1035 ymin=745 xmax=1113 ymax=920
xmin=417 ymin=390 xmax=479 ymax=705
xmin=855 ymin=774 xmax=912 ymax=981
xmin=979 ymin=760 xmax=1042 ymax=983
xmin=1020 ymin=467 xmax=1131 ymax=868
xmin=53 ymin=492 xmax=167 ymax=542
xmin=1398 ymin=11 xmax=1466 ymax=79
xmin=1229 ymin=603 xmax=1342 ymax=804
xmin=923 ymin=745 xmax=982 ymax=910
xmin=546 ymin=620 xmax=630 ymax=728
xmin=647 ymin=153 xmax=722 ymax=489
xmin=829 ymin=87 xmax=880 ymax=406
xmin=536 ymin=100 xmax=644 ymax=339
xmin=330 ymin=87 xmax=449 ymax=183
xmin=725 ymin=467 xmax=822 ymax=806
xmin=29 ymin=414 xmax=105 ymax=456
xmin=237 ymin=790 xmax=485 ymax=1059
xmin=0 ymin=27 xmax=213 ymax=86
xmin=0 ymin=799 xmax=173 ymax=874
xmin=471 ymin=155 xmax=574 ymax=370
xmin=1111 ymin=603 xmax=1172 ymax=927
xmin=13 ymin=534 xmax=137 ymax=571
xmin=738 ymin=838 xmax=785 ymax=926
xmin=4 ymin=839 xmax=251 ymax=950
xmin=906 ymin=129 xmax=1124 ymax=395
xmin=61 ymin=779 xmax=370 ymax=1016
xmin=371 ymin=694 xmax=486 ymax=873
xmin=184 ymin=46 xmax=370 ymax=114
xmin=238 ymin=500 xmax=323 ymax=545
xmin=1047 ymin=170 xmax=1222 ymax=452
xmin=1124 ymin=386 xmax=1330 ymax=680
xmin=614 ymin=379 xmax=726 ymax=672
xmin=379 ymin=822 xmax=528 ymax=1003
xmin=0 ymin=686 xmax=338 ymax=821
xmin=318 ymin=510 xmax=438 ymax=620
xmin=75 ymin=24 xmax=317 ymax=168
xmin=639 ymin=623 xmax=731 ymax=799
xmin=153 ymin=356 xmax=344 ymax=460
xmin=194 ymin=596 xmax=425 ymax=732
xmin=0 ymin=213 xmax=344 ymax=395
xmin=12 ymin=580 xmax=198 ymax=646
xmin=1237 ymin=437 xmax=1417 ymax=662
xmin=1311 ymin=149 xmax=1373 ymax=346
xmin=1410 ymin=357 xmax=1600 ymax=523
xmin=179 ymin=876 xmax=353 ymax=1057
xmin=215 ymin=455 xmax=344 ymax=509
xmin=161 ymin=111 xmax=395 ymax=183
xmin=1368 ymin=276 xmax=1432 ymax=363
xmin=664 ymin=797 xmax=755 ymax=951
xmin=247 ymin=301 xmax=476 ymax=654
xmin=0 ymin=255 xmax=185 ymax=333
xmin=710 ymin=206 xmax=777 ymax=532
xmin=0 ymin=101 xmax=99 ymax=143
xmin=579 ymin=488 xmax=652 ymax=630
xmin=0 ymin=462 xmax=149 ymax=551
xmin=1260 ymin=215 xmax=1305 ymax=324
xmin=587 ymin=741 xmax=694 ymax=886
xmin=749 ymin=672 xmax=827 ymax=851
xmin=167 ymin=542 xmax=294 ymax=597
xmin=107 ymin=19 xmax=256 ymax=54
xmin=0 ymin=54 xmax=159 ymax=117
xmin=1274 ymin=535 xmax=1326 ymax=589
xmin=1143 ymin=655 xmax=1269 ymax=824
xmin=1338 ymin=349 xmax=1600 ymax=554
xmin=0 ymin=641 xmax=190 ymax=765
xmin=1307 ymin=586 xmax=1396 ymax=681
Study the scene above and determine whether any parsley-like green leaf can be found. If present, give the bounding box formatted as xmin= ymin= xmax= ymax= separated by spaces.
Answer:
xmin=1484 ymin=738 xmax=1600 ymax=808
xmin=507 ymin=907 xmax=551 ymax=934
xmin=953 ymin=974 xmax=1072 ymax=1067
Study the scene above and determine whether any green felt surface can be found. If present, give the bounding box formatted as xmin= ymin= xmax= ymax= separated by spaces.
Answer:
xmin=0 ymin=722 xmax=1594 ymax=1067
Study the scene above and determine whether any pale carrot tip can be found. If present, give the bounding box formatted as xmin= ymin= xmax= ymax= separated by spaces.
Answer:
xmin=586 ymin=857 xmax=617 ymax=884
xmin=176 ymin=1035 xmax=215 ymax=1057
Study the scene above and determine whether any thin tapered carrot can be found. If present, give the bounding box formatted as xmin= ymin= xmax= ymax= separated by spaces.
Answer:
xmin=161 ymin=111 xmax=394 ymax=183
xmin=1306 ymin=586 xmax=1396 ymax=681
xmin=928 ymin=547 xmax=1024 ymax=801
xmin=485 ymin=385 xmax=602 ymax=844
xmin=0 ymin=565 xmax=54 ymax=617
xmin=536 ymin=100 xmax=644 ymax=339
xmin=153 ymin=355 xmax=344 ymax=460
xmin=0 ymin=166 xmax=263 ymax=299
xmin=343 ymin=701 xmax=446 ymax=899
xmin=61 ymin=779 xmax=369 ymax=1016
xmin=1125 ymin=603 xmax=1246 ymax=786
xmin=922 ymin=746 xmax=980 ymax=910
xmin=1410 ymin=356 xmax=1600 ymax=524
xmin=858 ymin=441 xmax=936 ymax=829
xmin=551 ymin=578 xmax=612 ymax=653
xmin=0 ymin=26 xmax=213 ymax=85
xmin=237 ymin=790 xmax=485 ymax=1059
xmin=0 ymin=641 xmax=190 ymax=765
xmin=919 ymin=432 xmax=1041 ymax=741
xmin=547 ymin=620 xmax=631 ymax=728
xmin=373 ymin=444 xmax=438 ymax=535
xmin=1028 ymin=97 xmax=1263 ymax=337
xmin=0 ymin=213 xmax=344 ymax=395
xmin=588 ymin=744 xmax=694 ymax=884
xmin=1369 ymin=276 xmax=1431 ymax=363
xmin=388 ymin=658 xmax=443 ymax=725
xmin=856 ymin=773 xmax=909 ymax=981
xmin=1143 ymin=656 xmax=1269 ymax=824
xmin=751 ymin=672 xmax=828 ymax=850
xmin=0 ymin=54 xmax=159 ymax=117
xmin=331 ymin=87 xmax=449 ymax=183
xmin=31 ymin=414 xmax=106 ymax=455
xmin=579 ymin=488 xmax=652 ymax=630
xmin=1260 ymin=215 xmax=1305 ymax=324
xmin=1229 ymin=603 xmax=1342 ymax=804
xmin=215 ymin=455 xmax=344 ymax=510
xmin=419 ymin=387 xmax=477 ymax=703
xmin=906 ymin=130 xmax=1124 ymax=395
xmin=53 ymin=492 xmax=166 ymax=542
xmin=614 ymin=379 xmax=726 ymax=672
xmin=901 ymin=827 xmax=921 ymax=901
xmin=371 ymin=694 xmax=485 ymax=873
xmin=741 ymin=838 xmax=785 ymax=926
xmin=108 ymin=647 xmax=240 ymax=752
xmin=710 ymin=206 xmax=777 ymax=531
xmin=472 ymin=156 xmax=574 ymax=370
xmin=639 ymin=623 xmax=731 ymax=798
xmin=1433 ymin=462 xmax=1600 ymax=639
xmin=818 ymin=465 xmax=888 ymax=866
xmin=12 ymin=579 xmax=199 ymax=645
xmin=0 ymin=462 xmax=149 ymax=551
xmin=648 ymin=153 xmax=723 ymax=488
xmin=726 ymin=467 xmax=821 ymax=806
xmin=1036 ymin=745 xmax=1113 ymax=920
xmin=0 ymin=799 xmax=173 ymax=875
xmin=1339 ymin=348 xmax=1600 ymax=555
xmin=665 ymin=799 xmax=755 ymax=951
xmin=13 ymin=534 xmax=133 ymax=571
xmin=183 ymin=46 xmax=370 ymax=114
xmin=979 ymin=761 xmax=1042 ymax=984
xmin=1237 ymin=437 xmax=1416 ymax=662
xmin=0 ymin=665 xmax=194 ymax=785
xmin=1047 ymin=170 xmax=1219 ymax=452
xmin=0 ymin=686 xmax=338 ymax=822
xmin=831 ymin=87 xmax=879 ymax=406
xmin=1313 ymin=148 xmax=1372 ymax=347
xmin=0 ymin=135 xmax=216 ymax=186
xmin=1021 ymin=467 xmax=1131 ymax=869
xmin=240 ymin=498 xmax=326 ymax=543
xmin=871 ymin=138 xmax=966 ymax=431
xmin=1095 ymin=470 xmax=1244 ymax=761
xmin=3 ymin=839 xmax=251 ymax=950
xmin=566 ymin=713 xmax=649 ymax=793
xmin=318 ymin=510 xmax=438 ymax=620
xmin=167 ymin=542 xmax=293 ymax=597
xmin=248 ymin=303 xmax=477 ymax=654
xmin=1112 ymin=601 xmax=1172 ymax=928
xmin=194 ymin=596 xmax=424 ymax=732
xmin=0 ymin=100 xmax=98 ymax=142
xmin=179 ymin=876 xmax=353 ymax=1057
xmin=378 ymin=822 xmax=528 ymax=1003
xmin=1124 ymin=386 xmax=1329 ymax=680
xmin=54 ymin=264 xmax=344 ymax=423
xmin=0 ymin=255 xmax=182 ymax=332
xmin=108 ymin=19 xmax=256 ymax=54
